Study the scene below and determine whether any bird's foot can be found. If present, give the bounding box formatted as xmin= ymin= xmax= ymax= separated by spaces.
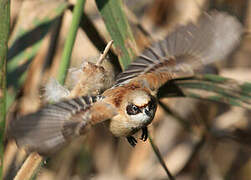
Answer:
xmin=140 ymin=127 xmax=148 ymax=141
xmin=127 ymin=127 xmax=148 ymax=147
xmin=127 ymin=136 xmax=137 ymax=147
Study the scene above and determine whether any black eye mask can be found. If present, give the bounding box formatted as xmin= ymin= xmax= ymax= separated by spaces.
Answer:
xmin=126 ymin=104 xmax=141 ymax=115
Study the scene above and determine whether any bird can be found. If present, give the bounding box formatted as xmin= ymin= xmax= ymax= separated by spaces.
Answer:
xmin=7 ymin=11 xmax=243 ymax=156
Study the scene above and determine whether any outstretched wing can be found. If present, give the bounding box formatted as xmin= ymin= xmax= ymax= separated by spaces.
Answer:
xmin=115 ymin=11 xmax=242 ymax=90
xmin=7 ymin=96 xmax=117 ymax=155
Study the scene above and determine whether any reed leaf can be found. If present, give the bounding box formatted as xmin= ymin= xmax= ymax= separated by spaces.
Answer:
xmin=95 ymin=0 xmax=137 ymax=69
xmin=158 ymin=74 xmax=251 ymax=110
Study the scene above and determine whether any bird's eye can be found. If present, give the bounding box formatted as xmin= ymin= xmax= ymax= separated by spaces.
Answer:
xmin=126 ymin=104 xmax=141 ymax=115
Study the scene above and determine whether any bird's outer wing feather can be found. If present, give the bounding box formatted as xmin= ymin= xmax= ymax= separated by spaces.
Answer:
xmin=115 ymin=11 xmax=242 ymax=90
xmin=7 ymin=96 xmax=117 ymax=156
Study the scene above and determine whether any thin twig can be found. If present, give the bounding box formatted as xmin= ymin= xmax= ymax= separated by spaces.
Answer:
xmin=149 ymin=135 xmax=175 ymax=180
xmin=96 ymin=40 xmax=114 ymax=66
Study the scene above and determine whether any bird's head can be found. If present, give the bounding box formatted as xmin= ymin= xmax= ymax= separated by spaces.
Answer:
xmin=124 ymin=90 xmax=157 ymax=127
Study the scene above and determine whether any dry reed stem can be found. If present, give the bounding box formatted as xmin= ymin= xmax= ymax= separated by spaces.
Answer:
xmin=14 ymin=152 xmax=43 ymax=180
xmin=96 ymin=40 xmax=113 ymax=65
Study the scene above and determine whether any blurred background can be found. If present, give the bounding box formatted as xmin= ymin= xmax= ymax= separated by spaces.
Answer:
xmin=3 ymin=0 xmax=251 ymax=179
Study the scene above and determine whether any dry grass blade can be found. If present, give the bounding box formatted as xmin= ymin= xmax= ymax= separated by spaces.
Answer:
xmin=14 ymin=153 xmax=43 ymax=180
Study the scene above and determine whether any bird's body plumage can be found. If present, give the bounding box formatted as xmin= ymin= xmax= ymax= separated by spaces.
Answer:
xmin=8 ymin=11 xmax=243 ymax=155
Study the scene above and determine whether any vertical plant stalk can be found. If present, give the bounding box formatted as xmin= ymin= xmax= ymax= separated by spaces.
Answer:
xmin=57 ymin=0 xmax=86 ymax=84
xmin=149 ymin=135 xmax=175 ymax=180
xmin=0 ymin=0 xmax=10 ymax=178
